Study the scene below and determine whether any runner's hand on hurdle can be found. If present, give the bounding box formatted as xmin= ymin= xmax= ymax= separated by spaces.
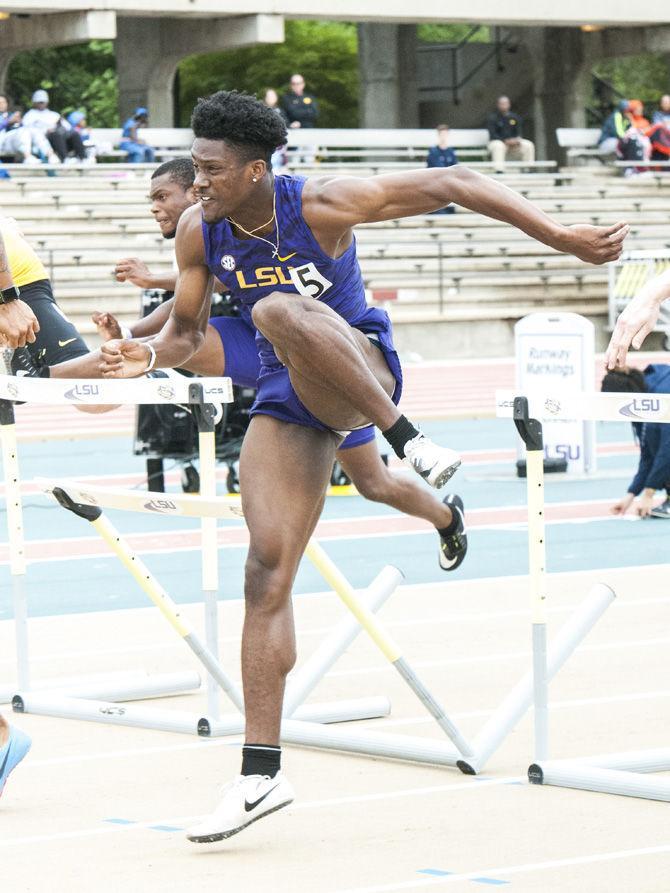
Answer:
xmin=605 ymin=271 xmax=670 ymax=369
xmin=0 ymin=299 xmax=39 ymax=348
xmin=100 ymin=338 xmax=152 ymax=378
xmin=563 ymin=221 xmax=629 ymax=265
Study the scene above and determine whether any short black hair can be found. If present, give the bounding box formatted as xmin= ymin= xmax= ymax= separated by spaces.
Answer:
xmin=151 ymin=157 xmax=195 ymax=191
xmin=191 ymin=90 xmax=287 ymax=166
xmin=601 ymin=367 xmax=648 ymax=393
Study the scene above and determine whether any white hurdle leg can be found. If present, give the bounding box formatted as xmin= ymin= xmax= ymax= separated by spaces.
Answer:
xmin=304 ymin=540 xmax=475 ymax=760
xmin=191 ymin=389 xmax=221 ymax=721
xmin=0 ymin=400 xmax=30 ymax=691
xmin=283 ymin=565 xmax=402 ymax=717
xmin=514 ymin=398 xmax=549 ymax=762
xmin=458 ymin=583 xmax=615 ymax=774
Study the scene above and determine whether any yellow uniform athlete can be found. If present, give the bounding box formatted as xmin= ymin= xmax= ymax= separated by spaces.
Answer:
xmin=1 ymin=216 xmax=90 ymax=375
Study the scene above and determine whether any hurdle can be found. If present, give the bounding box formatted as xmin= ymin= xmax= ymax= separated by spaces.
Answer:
xmin=1 ymin=373 xmax=396 ymax=733
xmin=497 ymin=388 xmax=670 ymax=801
xmin=3 ymin=372 xmax=620 ymax=774
xmin=0 ymin=374 xmax=238 ymax=708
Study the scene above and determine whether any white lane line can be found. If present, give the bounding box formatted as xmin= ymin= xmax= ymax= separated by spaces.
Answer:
xmin=27 ymin=737 xmax=232 ymax=768
xmin=336 ymin=842 xmax=670 ymax=893
xmin=0 ymin=775 xmax=523 ymax=848
xmin=326 ymin=635 xmax=670 ymax=679
xmin=375 ymin=689 xmax=670 ymax=729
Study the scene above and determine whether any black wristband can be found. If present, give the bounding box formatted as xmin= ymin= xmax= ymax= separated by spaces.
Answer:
xmin=0 ymin=285 xmax=21 ymax=304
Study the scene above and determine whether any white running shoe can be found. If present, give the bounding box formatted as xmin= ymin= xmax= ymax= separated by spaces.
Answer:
xmin=403 ymin=433 xmax=461 ymax=489
xmin=186 ymin=772 xmax=294 ymax=843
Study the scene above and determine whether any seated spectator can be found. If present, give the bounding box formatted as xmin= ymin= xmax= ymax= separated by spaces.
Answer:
xmin=602 ymin=364 xmax=670 ymax=519
xmin=598 ymin=100 xmax=630 ymax=155
xmin=120 ymin=107 xmax=155 ymax=164
xmin=486 ymin=95 xmax=535 ymax=171
xmin=647 ymin=95 xmax=670 ymax=163
xmin=620 ymin=99 xmax=652 ymax=172
xmin=426 ymin=124 xmax=457 ymax=214
xmin=67 ymin=110 xmax=97 ymax=163
xmin=646 ymin=118 xmax=670 ymax=163
xmin=626 ymin=99 xmax=650 ymax=130
xmin=0 ymin=96 xmax=35 ymax=164
xmin=22 ymin=90 xmax=85 ymax=163
xmin=262 ymin=89 xmax=287 ymax=172
xmin=652 ymin=95 xmax=670 ymax=126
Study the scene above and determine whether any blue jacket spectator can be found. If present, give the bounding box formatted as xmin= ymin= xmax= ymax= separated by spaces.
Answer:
xmin=602 ymin=364 xmax=670 ymax=518
xmin=120 ymin=108 xmax=155 ymax=164
xmin=598 ymin=101 xmax=630 ymax=155
xmin=427 ymin=125 xmax=457 ymax=214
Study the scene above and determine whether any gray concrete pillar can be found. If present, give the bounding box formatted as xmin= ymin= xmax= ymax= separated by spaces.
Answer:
xmin=527 ymin=27 xmax=593 ymax=162
xmin=115 ymin=18 xmax=170 ymax=125
xmin=115 ymin=15 xmax=285 ymax=127
xmin=358 ymin=23 xmax=418 ymax=128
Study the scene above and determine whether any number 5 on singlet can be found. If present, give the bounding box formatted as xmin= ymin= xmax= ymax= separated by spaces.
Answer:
xmin=290 ymin=262 xmax=333 ymax=300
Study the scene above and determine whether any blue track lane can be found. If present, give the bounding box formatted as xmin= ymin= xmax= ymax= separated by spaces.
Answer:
xmin=0 ymin=419 xmax=666 ymax=619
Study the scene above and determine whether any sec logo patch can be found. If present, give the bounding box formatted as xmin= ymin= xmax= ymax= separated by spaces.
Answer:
xmin=221 ymin=255 xmax=236 ymax=271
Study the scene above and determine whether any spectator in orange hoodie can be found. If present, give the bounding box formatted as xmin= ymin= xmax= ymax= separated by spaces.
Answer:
xmin=626 ymin=99 xmax=650 ymax=130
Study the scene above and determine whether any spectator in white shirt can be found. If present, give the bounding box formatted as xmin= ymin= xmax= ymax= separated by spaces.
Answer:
xmin=22 ymin=90 xmax=85 ymax=163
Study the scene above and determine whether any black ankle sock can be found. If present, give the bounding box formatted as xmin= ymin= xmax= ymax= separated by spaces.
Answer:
xmin=382 ymin=415 xmax=420 ymax=459
xmin=241 ymin=743 xmax=281 ymax=778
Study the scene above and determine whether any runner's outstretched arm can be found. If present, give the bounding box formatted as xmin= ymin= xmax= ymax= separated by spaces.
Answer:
xmin=303 ymin=167 xmax=628 ymax=266
xmin=100 ymin=207 xmax=212 ymax=378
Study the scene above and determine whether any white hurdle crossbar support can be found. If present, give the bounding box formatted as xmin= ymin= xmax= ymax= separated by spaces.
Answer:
xmin=12 ymin=694 xmax=392 ymax=737
xmin=497 ymin=389 xmax=669 ymax=802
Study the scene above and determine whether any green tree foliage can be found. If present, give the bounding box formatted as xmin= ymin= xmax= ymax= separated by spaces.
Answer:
xmin=6 ymin=40 xmax=118 ymax=125
xmin=593 ymin=54 xmax=670 ymax=114
xmin=178 ymin=21 xmax=358 ymax=128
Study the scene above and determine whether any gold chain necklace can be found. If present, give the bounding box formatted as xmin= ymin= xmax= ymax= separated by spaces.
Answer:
xmin=227 ymin=188 xmax=280 ymax=258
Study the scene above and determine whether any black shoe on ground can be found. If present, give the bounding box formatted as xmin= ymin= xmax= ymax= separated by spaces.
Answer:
xmin=650 ymin=498 xmax=670 ymax=519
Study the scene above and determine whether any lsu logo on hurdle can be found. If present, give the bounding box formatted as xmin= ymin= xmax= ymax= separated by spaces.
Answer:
xmin=619 ymin=398 xmax=661 ymax=420
xmin=64 ymin=384 xmax=100 ymax=401
xmin=144 ymin=498 xmax=179 ymax=514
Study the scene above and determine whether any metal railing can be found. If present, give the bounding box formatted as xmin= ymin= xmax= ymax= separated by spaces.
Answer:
xmin=417 ymin=26 xmax=518 ymax=105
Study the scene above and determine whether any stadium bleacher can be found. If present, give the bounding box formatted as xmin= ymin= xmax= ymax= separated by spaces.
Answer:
xmin=1 ymin=158 xmax=668 ymax=351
